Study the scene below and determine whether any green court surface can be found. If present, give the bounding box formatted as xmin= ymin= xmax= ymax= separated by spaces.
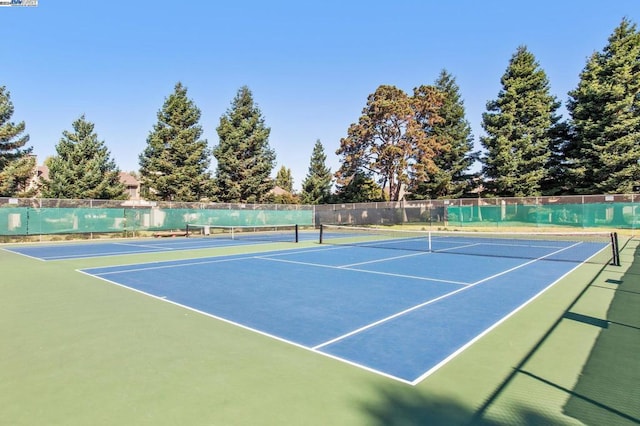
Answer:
xmin=563 ymin=242 xmax=640 ymax=425
xmin=1 ymin=238 xmax=637 ymax=425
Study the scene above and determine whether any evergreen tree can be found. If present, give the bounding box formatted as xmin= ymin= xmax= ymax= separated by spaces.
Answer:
xmin=275 ymin=166 xmax=293 ymax=192
xmin=0 ymin=85 xmax=35 ymax=197
xmin=540 ymin=121 xmax=571 ymax=195
xmin=565 ymin=18 xmax=640 ymax=194
xmin=42 ymin=115 xmax=126 ymax=199
xmin=139 ymin=82 xmax=212 ymax=201
xmin=334 ymin=171 xmax=384 ymax=203
xmin=335 ymin=85 xmax=445 ymax=201
xmin=481 ymin=46 xmax=562 ymax=197
xmin=411 ymin=70 xmax=478 ymax=199
xmin=301 ymin=139 xmax=332 ymax=204
xmin=0 ymin=155 xmax=36 ymax=197
xmin=213 ymin=86 xmax=276 ymax=203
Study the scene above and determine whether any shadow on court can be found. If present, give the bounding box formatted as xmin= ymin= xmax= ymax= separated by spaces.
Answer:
xmin=359 ymin=385 xmax=563 ymax=425
xmin=563 ymin=242 xmax=640 ymax=425
xmin=464 ymin=237 xmax=639 ymax=426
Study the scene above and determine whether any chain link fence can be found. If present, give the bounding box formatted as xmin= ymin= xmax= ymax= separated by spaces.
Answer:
xmin=2 ymin=194 xmax=638 ymax=240
xmin=0 ymin=198 xmax=314 ymax=238
xmin=315 ymin=194 xmax=640 ymax=230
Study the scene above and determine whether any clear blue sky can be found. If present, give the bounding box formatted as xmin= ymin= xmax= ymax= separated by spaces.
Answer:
xmin=2 ymin=1 xmax=638 ymax=191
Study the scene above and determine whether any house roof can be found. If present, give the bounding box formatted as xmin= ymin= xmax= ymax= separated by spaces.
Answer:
xmin=118 ymin=172 xmax=139 ymax=186
xmin=37 ymin=165 xmax=49 ymax=180
xmin=35 ymin=164 xmax=139 ymax=187
xmin=270 ymin=185 xmax=290 ymax=196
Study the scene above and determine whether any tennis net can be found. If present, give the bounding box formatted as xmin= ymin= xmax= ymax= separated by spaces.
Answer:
xmin=319 ymin=224 xmax=620 ymax=265
xmin=186 ymin=224 xmax=299 ymax=243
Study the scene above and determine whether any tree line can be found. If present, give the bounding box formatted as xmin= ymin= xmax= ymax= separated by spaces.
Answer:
xmin=1 ymin=19 xmax=638 ymax=203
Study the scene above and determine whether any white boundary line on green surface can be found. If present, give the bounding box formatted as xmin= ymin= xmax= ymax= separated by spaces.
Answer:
xmin=5 ymin=237 xmax=292 ymax=261
xmin=313 ymin=243 xmax=582 ymax=385
xmin=310 ymin=246 xmax=574 ymax=352
xmin=75 ymin=239 xmax=609 ymax=387
xmin=76 ymin=268 xmax=415 ymax=386
xmin=410 ymin=242 xmax=612 ymax=385
xmin=410 ymin=258 xmax=589 ymax=385
xmin=1 ymin=247 xmax=47 ymax=261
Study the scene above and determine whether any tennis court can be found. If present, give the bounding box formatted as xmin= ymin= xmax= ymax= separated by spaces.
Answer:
xmin=6 ymin=224 xmax=311 ymax=260
xmin=77 ymin=227 xmax=612 ymax=384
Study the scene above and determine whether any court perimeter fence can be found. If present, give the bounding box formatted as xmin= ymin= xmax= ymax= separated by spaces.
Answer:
xmin=1 ymin=193 xmax=639 ymax=239
xmin=314 ymin=194 xmax=640 ymax=231
xmin=0 ymin=198 xmax=314 ymax=238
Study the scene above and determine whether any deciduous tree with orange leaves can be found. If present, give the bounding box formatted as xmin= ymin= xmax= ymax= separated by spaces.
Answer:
xmin=335 ymin=85 xmax=446 ymax=201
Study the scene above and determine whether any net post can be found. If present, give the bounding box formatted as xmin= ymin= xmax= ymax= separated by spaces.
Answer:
xmin=319 ymin=224 xmax=324 ymax=244
xmin=295 ymin=224 xmax=299 ymax=243
xmin=610 ymin=232 xmax=620 ymax=266
xmin=185 ymin=224 xmax=190 ymax=238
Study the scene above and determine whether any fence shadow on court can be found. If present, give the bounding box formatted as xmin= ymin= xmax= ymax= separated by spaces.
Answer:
xmin=358 ymin=384 xmax=563 ymax=426
xmin=468 ymin=237 xmax=639 ymax=425
xmin=562 ymin=242 xmax=640 ymax=425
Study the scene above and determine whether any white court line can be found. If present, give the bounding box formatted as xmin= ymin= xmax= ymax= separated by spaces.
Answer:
xmin=89 ymin=255 xmax=253 ymax=276
xmin=467 ymin=241 xmax=582 ymax=286
xmin=312 ymin=241 xmax=584 ymax=352
xmin=434 ymin=239 xmax=579 ymax=250
xmin=77 ymin=269 xmax=415 ymax=386
xmin=354 ymin=237 xmax=428 ymax=250
xmin=433 ymin=242 xmax=482 ymax=253
xmin=21 ymin=236 xmax=292 ymax=261
xmin=87 ymin=245 xmax=350 ymax=275
xmin=2 ymin=247 xmax=47 ymax=261
xmin=36 ymin=248 xmax=168 ymax=260
xmin=256 ymin=256 xmax=470 ymax=286
xmin=410 ymin=242 xmax=602 ymax=385
xmin=313 ymin=285 xmax=472 ymax=350
xmin=114 ymin=242 xmax=175 ymax=250
xmin=77 ymin=239 xmax=603 ymax=386
xmin=74 ymin=244 xmax=313 ymax=271
xmin=21 ymin=242 xmax=190 ymax=260
xmin=338 ymin=250 xmax=429 ymax=268
xmin=345 ymin=267 xmax=469 ymax=285
xmin=256 ymin=244 xmax=354 ymax=258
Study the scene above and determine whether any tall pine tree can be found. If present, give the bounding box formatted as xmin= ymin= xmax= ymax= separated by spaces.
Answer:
xmin=301 ymin=139 xmax=332 ymax=204
xmin=42 ymin=115 xmax=126 ymax=199
xmin=411 ymin=70 xmax=477 ymax=199
xmin=565 ymin=18 xmax=640 ymax=194
xmin=213 ymin=86 xmax=276 ymax=203
xmin=334 ymin=171 xmax=384 ymax=203
xmin=275 ymin=166 xmax=293 ymax=192
xmin=0 ymin=86 xmax=36 ymax=197
xmin=139 ymin=82 xmax=212 ymax=201
xmin=481 ymin=46 xmax=562 ymax=197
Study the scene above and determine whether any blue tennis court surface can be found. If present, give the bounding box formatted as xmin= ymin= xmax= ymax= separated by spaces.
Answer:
xmin=79 ymin=237 xmax=608 ymax=384
xmin=5 ymin=231 xmax=318 ymax=260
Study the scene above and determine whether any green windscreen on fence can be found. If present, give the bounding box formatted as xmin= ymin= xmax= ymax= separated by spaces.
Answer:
xmin=2 ymin=199 xmax=637 ymax=236
xmin=26 ymin=208 xmax=128 ymax=234
xmin=446 ymin=203 xmax=640 ymax=228
xmin=0 ymin=207 xmax=313 ymax=236
xmin=124 ymin=208 xmax=313 ymax=231
xmin=0 ymin=208 xmax=29 ymax=235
